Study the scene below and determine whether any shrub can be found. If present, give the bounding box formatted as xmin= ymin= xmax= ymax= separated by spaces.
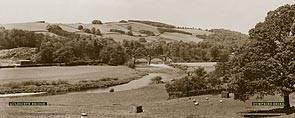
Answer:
xmin=169 ymin=64 xmax=188 ymax=71
xmin=151 ymin=76 xmax=164 ymax=84
xmin=165 ymin=68 xmax=212 ymax=98
xmin=46 ymin=24 xmax=62 ymax=31
xmin=110 ymin=29 xmax=125 ymax=34
xmin=109 ymin=88 xmax=115 ymax=92
xmin=46 ymin=24 xmax=79 ymax=38
xmin=139 ymin=38 xmax=147 ymax=43
xmin=157 ymin=28 xmax=192 ymax=35
xmin=139 ymin=30 xmax=155 ymax=36
xmin=91 ymin=27 xmax=96 ymax=34
xmin=35 ymin=21 xmax=45 ymax=23
xmin=0 ymin=26 xmax=5 ymax=30
xmin=127 ymin=26 xmax=132 ymax=31
xmin=127 ymin=31 xmax=133 ymax=36
xmin=119 ymin=20 xmax=128 ymax=23
xmin=83 ymin=28 xmax=92 ymax=33
xmin=100 ymin=78 xmax=118 ymax=81
xmin=95 ymin=29 xmax=102 ymax=36
xmin=126 ymin=60 xmax=135 ymax=69
xmin=78 ymin=25 xmax=84 ymax=30
xmin=0 ymin=78 xmax=133 ymax=94
xmin=92 ymin=20 xmax=102 ymax=24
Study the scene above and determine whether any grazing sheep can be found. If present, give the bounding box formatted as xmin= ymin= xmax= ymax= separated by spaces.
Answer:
xmin=194 ymin=102 xmax=199 ymax=106
xmin=81 ymin=112 xmax=87 ymax=118
xmin=192 ymin=99 xmax=197 ymax=103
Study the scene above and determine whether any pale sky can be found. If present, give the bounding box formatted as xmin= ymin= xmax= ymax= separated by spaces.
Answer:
xmin=0 ymin=0 xmax=294 ymax=33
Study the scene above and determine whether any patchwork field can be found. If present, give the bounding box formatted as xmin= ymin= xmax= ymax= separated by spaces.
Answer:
xmin=159 ymin=32 xmax=204 ymax=43
xmin=1 ymin=21 xmax=212 ymax=44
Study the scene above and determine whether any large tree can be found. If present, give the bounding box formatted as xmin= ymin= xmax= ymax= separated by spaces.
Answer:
xmin=122 ymin=40 xmax=145 ymax=64
xmin=227 ymin=4 xmax=295 ymax=109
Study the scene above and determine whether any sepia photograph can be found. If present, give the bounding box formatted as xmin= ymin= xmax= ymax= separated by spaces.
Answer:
xmin=1 ymin=0 xmax=295 ymax=117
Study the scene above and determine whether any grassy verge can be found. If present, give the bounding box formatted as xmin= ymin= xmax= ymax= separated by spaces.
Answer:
xmin=0 ymin=76 xmax=145 ymax=94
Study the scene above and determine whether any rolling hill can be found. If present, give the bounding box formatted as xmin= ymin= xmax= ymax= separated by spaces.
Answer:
xmin=1 ymin=20 xmax=212 ymax=43
xmin=0 ymin=20 xmax=249 ymax=66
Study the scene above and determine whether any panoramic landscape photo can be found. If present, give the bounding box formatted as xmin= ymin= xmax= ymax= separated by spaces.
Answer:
xmin=1 ymin=0 xmax=295 ymax=118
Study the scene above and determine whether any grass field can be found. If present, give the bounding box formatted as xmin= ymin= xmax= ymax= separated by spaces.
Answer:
xmin=0 ymin=64 xmax=294 ymax=118
xmin=159 ymin=32 xmax=204 ymax=43
xmin=0 ymin=84 xmax=293 ymax=118
xmin=0 ymin=66 xmax=141 ymax=84
xmin=1 ymin=21 xmax=211 ymax=44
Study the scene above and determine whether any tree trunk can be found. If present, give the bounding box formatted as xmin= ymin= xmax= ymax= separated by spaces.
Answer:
xmin=148 ymin=56 xmax=151 ymax=65
xmin=284 ymin=93 xmax=290 ymax=109
xmin=133 ymin=57 xmax=136 ymax=65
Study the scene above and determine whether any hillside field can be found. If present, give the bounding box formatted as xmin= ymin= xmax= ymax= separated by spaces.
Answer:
xmin=0 ymin=66 xmax=142 ymax=84
xmin=1 ymin=21 xmax=211 ymax=43
xmin=0 ymin=84 xmax=293 ymax=118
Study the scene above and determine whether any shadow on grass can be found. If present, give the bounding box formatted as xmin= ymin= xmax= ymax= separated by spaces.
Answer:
xmin=249 ymin=106 xmax=295 ymax=115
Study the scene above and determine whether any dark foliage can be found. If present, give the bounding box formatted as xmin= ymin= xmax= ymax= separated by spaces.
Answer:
xmin=0 ymin=29 xmax=45 ymax=49
xmin=139 ymin=30 xmax=155 ymax=36
xmin=92 ymin=20 xmax=102 ymax=24
xmin=128 ymin=20 xmax=176 ymax=28
xmin=78 ymin=25 xmax=84 ymax=30
xmin=110 ymin=29 xmax=125 ymax=34
xmin=158 ymin=28 xmax=192 ymax=35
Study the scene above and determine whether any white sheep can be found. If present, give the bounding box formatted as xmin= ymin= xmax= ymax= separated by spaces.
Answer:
xmin=194 ymin=102 xmax=199 ymax=106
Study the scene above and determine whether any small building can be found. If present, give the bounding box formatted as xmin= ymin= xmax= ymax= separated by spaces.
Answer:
xmin=129 ymin=104 xmax=143 ymax=113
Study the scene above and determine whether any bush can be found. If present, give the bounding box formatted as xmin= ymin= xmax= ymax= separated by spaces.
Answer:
xmin=126 ymin=60 xmax=135 ymax=69
xmin=119 ymin=20 xmax=128 ymax=23
xmin=46 ymin=24 xmax=79 ymax=39
xmin=95 ymin=29 xmax=102 ymax=36
xmin=158 ymin=28 xmax=192 ymax=35
xmin=109 ymin=88 xmax=115 ymax=92
xmin=78 ymin=25 xmax=84 ymax=30
xmin=46 ymin=24 xmax=62 ymax=31
xmin=151 ymin=76 xmax=164 ymax=84
xmin=139 ymin=38 xmax=147 ymax=43
xmin=165 ymin=68 xmax=212 ymax=98
xmin=169 ymin=64 xmax=188 ymax=71
xmin=83 ymin=28 xmax=92 ymax=33
xmin=91 ymin=27 xmax=96 ymax=34
xmin=92 ymin=20 xmax=102 ymax=24
xmin=0 ymin=26 xmax=5 ymax=30
xmin=110 ymin=29 xmax=125 ymax=34
xmin=0 ymin=78 xmax=129 ymax=94
xmin=139 ymin=30 xmax=155 ymax=36
xmin=127 ymin=31 xmax=133 ymax=36
xmin=35 ymin=21 xmax=45 ymax=23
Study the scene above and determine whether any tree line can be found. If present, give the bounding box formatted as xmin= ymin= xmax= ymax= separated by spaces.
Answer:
xmin=0 ymin=25 xmax=246 ymax=66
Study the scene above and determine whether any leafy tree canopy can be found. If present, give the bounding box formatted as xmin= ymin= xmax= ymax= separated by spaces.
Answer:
xmin=225 ymin=4 xmax=295 ymax=109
